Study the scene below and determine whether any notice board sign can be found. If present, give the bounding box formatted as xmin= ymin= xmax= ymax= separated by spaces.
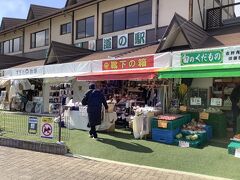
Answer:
xmin=28 ymin=117 xmax=38 ymax=134
xmin=210 ymin=98 xmax=222 ymax=107
xmin=179 ymin=141 xmax=190 ymax=148
xmin=190 ymin=97 xmax=202 ymax=106
xmin=235 ymin=148 xmax=240 ymax=158
xmin=41 ymin=117 xmax=54 ymax=139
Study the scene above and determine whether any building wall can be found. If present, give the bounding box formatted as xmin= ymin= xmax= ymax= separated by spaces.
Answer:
xmin=158 ymin=0 xmax=189 ymax=27
xmin=24 ymin=20 xmax=50 ymax=53
xmin=51 ymin=13 xmax=73 ymax=44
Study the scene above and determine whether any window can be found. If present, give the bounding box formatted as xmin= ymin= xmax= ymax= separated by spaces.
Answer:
xmin=13 ymin=37 xmax=22 ymax=52
xmin=76 ymin=16 xmax=94 ymax=39
xmin=3 ymin=41 xmax=10 ymax=54
xmin=126 ymin=4 xmax=139 ymax=28
xmin=114 ymin=8 xmax=125 ymax=31
xmin=31 ymin=29 xmax=49 ymax=48
xmin=102 ymin=0 xmax=152 ymax=34
xmin=103 ymin=11 xmax=113 ymax=34
xmin=139 ymin=0 xmax=152 ymax=26
xmin=2 ymin=37 xmax=23 ymax=54
xmin=60 ymin=22 xmax=72 ymax=35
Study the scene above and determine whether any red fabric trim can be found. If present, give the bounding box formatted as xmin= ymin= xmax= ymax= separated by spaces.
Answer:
xmin=77 ymin=72 xmax=156 ymax=81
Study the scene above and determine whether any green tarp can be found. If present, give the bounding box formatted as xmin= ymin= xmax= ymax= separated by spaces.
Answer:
xmin=159 ymin=64 xmax=240 ymax=78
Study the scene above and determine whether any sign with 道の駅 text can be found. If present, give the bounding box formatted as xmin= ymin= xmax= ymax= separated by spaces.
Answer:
xmin=118 ymin=34 xmax=128 ymax=49
xmin=103 ymin=37 xmax=112 ymax=51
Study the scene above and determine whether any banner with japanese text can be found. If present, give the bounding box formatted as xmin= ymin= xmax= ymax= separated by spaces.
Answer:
xmin=90 ymin=53 xmax=171 ymax=73
xmin=102 ymin=55 xmax=154 ymax=71
xmin=173 ymin=45 xmax=240 ymax=68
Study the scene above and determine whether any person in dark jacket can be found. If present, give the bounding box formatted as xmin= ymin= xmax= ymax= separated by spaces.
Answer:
xmin=82 ymin=83 xmax=108 ymax=140
xmin=230 ymin=85 xmax=240 ymax=134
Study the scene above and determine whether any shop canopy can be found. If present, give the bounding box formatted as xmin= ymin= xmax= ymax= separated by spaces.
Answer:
xmin=77 ymin=53 xmax=171 ymax=81
xmin=159 ymin=45 xmax=240 ymax=79
xmin=3 ymin=60 xmax=92 ymax=80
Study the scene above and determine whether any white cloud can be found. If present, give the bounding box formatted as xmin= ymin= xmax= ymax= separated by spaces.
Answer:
xmin=0 ymin=0 xmax=28 ymax=19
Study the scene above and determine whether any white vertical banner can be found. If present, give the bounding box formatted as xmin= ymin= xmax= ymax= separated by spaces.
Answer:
xmin=88 ymin=40 xmax=96 ymax=51
xmin=117 ymin=34 xmax=128 ymax=49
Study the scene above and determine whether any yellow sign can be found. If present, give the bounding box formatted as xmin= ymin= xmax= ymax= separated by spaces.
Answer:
xmin=180 ymin=106 xmax=187 ymax=112
xmin=158 ymin=120 xmax=168 ymax=128
xmin=200 ymin=112 xmax=209 ymax=120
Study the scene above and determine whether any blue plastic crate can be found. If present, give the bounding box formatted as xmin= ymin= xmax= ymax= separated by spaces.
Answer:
xmin=204 ymin=125 xmax=213 ymax=140
xmin=152 ymin=128 xmax=180 ymax=144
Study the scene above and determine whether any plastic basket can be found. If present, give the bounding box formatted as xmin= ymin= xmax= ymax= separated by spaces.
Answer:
xmin=228 ymin=141 xmax=240 ymax=155
xmin=151 ymin=115 xmax=191 ymax=130
xmin=152 ymin=128 xmax=180 ymax=144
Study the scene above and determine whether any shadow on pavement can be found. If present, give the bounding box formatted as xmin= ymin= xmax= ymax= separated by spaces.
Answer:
xmin=98 ymin=138 xmax=153 ymax=153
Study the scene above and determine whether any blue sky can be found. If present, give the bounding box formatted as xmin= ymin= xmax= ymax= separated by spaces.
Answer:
xmin=0 ymin=0 xmax=66 ymax=20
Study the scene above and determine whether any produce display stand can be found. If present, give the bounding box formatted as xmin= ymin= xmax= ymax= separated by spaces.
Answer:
xmin=182 ymin=111 xmax=227 ymax=138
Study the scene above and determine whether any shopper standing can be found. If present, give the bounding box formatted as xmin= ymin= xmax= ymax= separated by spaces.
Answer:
xmin=230 ymin=85 xmax=240 ymax=134
xmin=82 ymin=83 xmax=108 ymax=140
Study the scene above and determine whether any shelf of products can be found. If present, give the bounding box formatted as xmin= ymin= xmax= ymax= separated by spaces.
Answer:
xmin=49 ymin=83 xmax=73 ymax=114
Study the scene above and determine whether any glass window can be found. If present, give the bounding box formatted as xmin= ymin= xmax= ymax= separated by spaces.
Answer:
xmin=76 ymin=16 xmax=94 ymax=39
xmin=3 ymin=41 xmax=9 ymax=54
xmin=13 ymin=38 xmax=20 ymax=52
xmin=77 ymin=19 xmax=86 ymax=39
xmin=126 ymin=4 xmax=139 ymax=28
xmin=0 ymin=42 xmax=3 ymax=54
xmin=61 ymin=22 xmax=72 ymax=35
xmin=9 ymin=40 xmax=13 ymax=53
xmin=31 ymin=29 xmax=49 ymax=48
xmin=36 ymin=31 xmax=46 ymax=47
xmin=86 ymin=17 xmax=94 ymax=37
xmin=139 ymin=0 xmax=152 ymax=26
xmin=45 ymin=29 xmax=49 ymax=46
xmin=102 ymin=0 xmax=152 ymax=34
xmin=114 ymin=8 xmax=125 ymax=31
xmin=103 ymin=11 xmax=113 ymax=34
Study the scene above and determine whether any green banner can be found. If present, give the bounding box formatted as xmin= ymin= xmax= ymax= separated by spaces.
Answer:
xmin=181 ymin=49 xmax=224 ymax=66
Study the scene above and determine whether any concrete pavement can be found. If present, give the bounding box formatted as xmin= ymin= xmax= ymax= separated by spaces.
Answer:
xmin=0 ymin=146 xmax=229 ymax=180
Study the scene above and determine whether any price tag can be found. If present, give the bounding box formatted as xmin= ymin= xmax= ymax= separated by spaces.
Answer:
xmin=180 ymin=106 xmax=187 ymax=112
xmin=235 ymin=148 xmax=240 ymax=158
xmin=190 ymin=97 xmax=201 ymax=106
xmin=200 ymin=112 xmax=209 ymax=120
xmin=158 ymin=120 xmax=168 ymax=128
xmin=179 ymin=141 xmax=189 ymax=148
xmin=210 ymin=98 xmax=222 ymax=107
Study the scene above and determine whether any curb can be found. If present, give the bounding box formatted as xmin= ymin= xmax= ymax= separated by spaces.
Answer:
xmin=67 ymin=153 xmax=232 ymax=180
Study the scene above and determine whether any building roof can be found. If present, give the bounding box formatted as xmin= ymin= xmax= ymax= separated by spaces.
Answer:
xmin=157 ymin=13 xmax=209 ymax=52
xmin=45 ymin=41 xmax=94 ymax=64
xmin=74 ymin=43 xmax=159 ymax=62
xmin=65 ymin=0 xmax=97 ymax=7
xmin=0 ymin=54 xmax=33 ymax=70
xmin=0 ymin=17 xmax=26 ymax=30
xmin=27 ymin=4 xmax=60 ymax=21
xmin=11 ymin=59 xmax=45 ymax=68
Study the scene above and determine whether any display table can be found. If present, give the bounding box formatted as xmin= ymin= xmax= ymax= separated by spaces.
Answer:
xmin=64 ymin=107 xmax=117 ymax=131
xmin=183 ymin=111 xmax=227 ymax=138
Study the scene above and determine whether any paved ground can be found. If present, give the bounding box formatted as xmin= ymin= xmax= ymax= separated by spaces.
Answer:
xmin=0 ymin=146 xmax=228 ymax=180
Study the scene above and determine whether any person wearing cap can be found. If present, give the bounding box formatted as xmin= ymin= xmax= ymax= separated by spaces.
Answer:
xmin=82 ymin=83 xmax=108 ymax=140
